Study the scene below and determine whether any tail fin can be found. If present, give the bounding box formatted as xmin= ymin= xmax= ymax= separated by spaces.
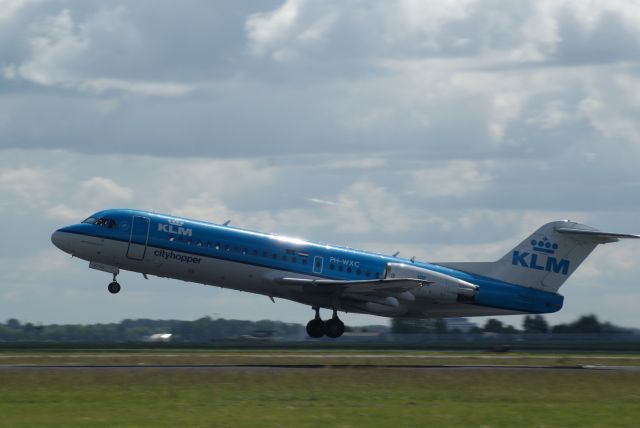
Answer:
xmin=440 ymin=221 xmax=639 ymax=292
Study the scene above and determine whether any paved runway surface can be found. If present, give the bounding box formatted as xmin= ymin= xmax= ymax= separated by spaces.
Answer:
xmin=1 ymin=363 xmax=639 ymax=371
xmin=2 ymin=353 xmax=639 ymax=360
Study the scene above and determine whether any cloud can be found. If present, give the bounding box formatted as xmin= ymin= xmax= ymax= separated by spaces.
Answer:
xmin=43 ymin=176 xmax=135 ymax=221
xmin=0 ymin=0 xmax=34 ymax=23
xmin=4 ymin=8 xmax=196 ymax=96
xmin=0 ymin=166 xmax=56 ymax=209
xmin=18 ymin=9 xmax=90 ymax=86
xmin=45 ymin=204 xmax=87 ymax=222
xmin=77 ymin=176 xmax=134 ymax=204
xmin=246 ymin=0 xmax=304 ymax=59
xmin=1 ymin=0 xmax=640 ymax=160
xmin=525 ymin=100 xmax=572 ymax=129
xmin=410 ymin=160 xmax=494 ymax=198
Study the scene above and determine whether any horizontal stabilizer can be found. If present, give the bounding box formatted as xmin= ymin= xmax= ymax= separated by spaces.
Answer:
xmin=555 ymin=227 xmax=640 ymax=242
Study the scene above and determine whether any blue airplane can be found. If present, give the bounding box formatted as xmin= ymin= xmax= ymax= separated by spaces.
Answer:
xmin=51 ymin=209 xmax=638 ymax=338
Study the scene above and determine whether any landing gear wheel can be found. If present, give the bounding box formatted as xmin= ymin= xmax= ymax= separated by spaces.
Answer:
xmin=306 ymin=306 xmax=325 ymax=338
xmin=325 ymin=317 xmax=345 ymax=338
xmin=306 ymin=318 xmax=325 ymax=338
xmin=108 ymin=281 xmax=121 ymax=294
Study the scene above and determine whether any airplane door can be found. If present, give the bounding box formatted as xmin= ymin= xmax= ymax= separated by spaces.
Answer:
xmin=127 ymin=215 xmax=150 ymax=260
xmin=313 ymin=256 xmax=323 ymax=274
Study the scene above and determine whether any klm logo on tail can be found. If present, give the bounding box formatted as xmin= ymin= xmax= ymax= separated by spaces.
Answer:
xmin=512 ymin=238 xmax=570 ymax=275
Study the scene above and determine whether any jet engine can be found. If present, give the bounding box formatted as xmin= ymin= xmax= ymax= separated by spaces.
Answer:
xmin=384 ymin=262 xmax=478 ymax=303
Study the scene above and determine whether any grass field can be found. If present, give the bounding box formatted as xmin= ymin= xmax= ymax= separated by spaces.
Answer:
xmin=0 ymin=350 xmax=639 ymax=427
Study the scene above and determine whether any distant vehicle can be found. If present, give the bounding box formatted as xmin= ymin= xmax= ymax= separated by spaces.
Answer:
xmin=52 ymin=209 xmax=638 ymax=338
xmin=146 ymin=333 xmax=172 ymax=343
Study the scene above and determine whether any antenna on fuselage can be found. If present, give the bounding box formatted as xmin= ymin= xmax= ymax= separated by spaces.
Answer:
xmin=410 ymin=256 xmax=416 ymax=263
xmin=392 ymin=251 xmax=400 ymax=257
xmin=223 ymin=220 xmax=231 ymax=226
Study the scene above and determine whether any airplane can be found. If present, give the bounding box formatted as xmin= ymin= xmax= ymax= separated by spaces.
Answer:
xmin=51 ymin=209 xmax=639 ymax=338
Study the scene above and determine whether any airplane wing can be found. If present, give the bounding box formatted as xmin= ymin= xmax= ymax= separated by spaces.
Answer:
xmin=275 ymin=277 xmax=427 ymax=297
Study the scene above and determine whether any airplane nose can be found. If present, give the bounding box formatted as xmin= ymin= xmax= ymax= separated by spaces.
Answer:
xmin=51 ymin=230 xmax=63 ymax=250
xmin=51 ymin=229 xmax=72 ymax=253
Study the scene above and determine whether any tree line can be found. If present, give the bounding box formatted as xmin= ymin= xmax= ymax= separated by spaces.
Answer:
xmin=0 ymin=314 xmax=633 ymax=343
xmin=0 ymin=317 xmax=303 ymax=343
xmin=391 ymin=314 xmax=633 ymax=335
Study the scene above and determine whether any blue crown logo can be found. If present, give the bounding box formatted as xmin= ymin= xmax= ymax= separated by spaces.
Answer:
xmin=530 ymin=238 xmax=558 ymax=254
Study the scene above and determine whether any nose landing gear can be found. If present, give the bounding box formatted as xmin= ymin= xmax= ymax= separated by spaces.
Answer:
xmin=306 ymin=307 xmax=345 ymax=338
xmin=107 ymin=273 xmax=121 ymax=294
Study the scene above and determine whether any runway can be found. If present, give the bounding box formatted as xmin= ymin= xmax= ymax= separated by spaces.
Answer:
xmin=0 ymin=363 xmax=638 ymax=371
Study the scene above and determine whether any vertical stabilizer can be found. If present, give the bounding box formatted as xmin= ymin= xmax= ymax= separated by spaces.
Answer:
xmin=439 ymin=221 xmax=639 ymax=292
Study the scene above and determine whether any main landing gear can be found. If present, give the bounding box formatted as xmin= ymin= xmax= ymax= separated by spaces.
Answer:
xmin=107 ymin=273 xmax=121 ymax=294
xmin=306 ymin=307 xmax=345 ymax=338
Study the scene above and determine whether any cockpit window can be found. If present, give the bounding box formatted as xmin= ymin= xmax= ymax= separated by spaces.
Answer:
xmin=83 ymin=217 xmax=116 ymax=228
xmin=97 ymin=218 xmax=116 ymax=228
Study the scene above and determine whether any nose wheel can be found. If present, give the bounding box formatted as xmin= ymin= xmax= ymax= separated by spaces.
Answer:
xmin=107 ymin=273 xmax=121 ymax=294
xmin=108 ymin=281 xmax=121 ymax=294
xmin=306 ymin=307 xmax=345 ymax=338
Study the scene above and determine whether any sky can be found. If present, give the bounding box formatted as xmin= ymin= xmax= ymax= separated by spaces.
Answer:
xmin=1 ymin=0 xmax=640 ymax=328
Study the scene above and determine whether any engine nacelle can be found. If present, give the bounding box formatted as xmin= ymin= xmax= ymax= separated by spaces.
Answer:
xmin=384 ymin=262 xmax=478 ymax=303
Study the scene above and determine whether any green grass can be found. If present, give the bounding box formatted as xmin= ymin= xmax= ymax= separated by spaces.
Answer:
xmin=0 ymin=351 xmax=639 ymax=427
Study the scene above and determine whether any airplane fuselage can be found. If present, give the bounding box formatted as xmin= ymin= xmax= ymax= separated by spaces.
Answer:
xmin=51 ymin=209 xmax=565 ymax=321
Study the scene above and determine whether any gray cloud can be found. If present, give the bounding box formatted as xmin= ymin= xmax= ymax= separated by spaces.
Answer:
xmin=1 ymin=0 xmax=639 ymax=158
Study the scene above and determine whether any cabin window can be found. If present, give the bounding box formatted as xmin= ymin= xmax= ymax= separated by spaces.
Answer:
xmin=272 ymin=253 xmax=278 ymax=260
xmin=356 ymin=268 xmax=361 ymax=275
xmin=196 ymin=240 xmax=202 ymax=247
xmin=242 ymin=248 xmax=248 ymax=255
xmin=338 ymin=265 xmax=343 ymax=272
xmin=187 ymin=238 xmax=192 ymax=245
xmin=347 ymin=267 xmax=352 ymax=273
xmin=262 ymin=250 xmax=269 ymax=257
xmin=215 ymin=243 xmax=220 ymax=250
xmin=224 ymin=244 xmax=230 ymax=251
xmin=315 ymin=260 xmax=322 ymax=269
xmin=253 ymin=249 xmax=258 ymax=256
xmin=169 ymin=236 xmax=175 ymax=242
xmin=291 ymin=257 xmax=297 ymax=263
xmin=206 ymin=241 xmax=211 ymax=248
xmin=375 ymin=272 xmax=380 ymax=279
